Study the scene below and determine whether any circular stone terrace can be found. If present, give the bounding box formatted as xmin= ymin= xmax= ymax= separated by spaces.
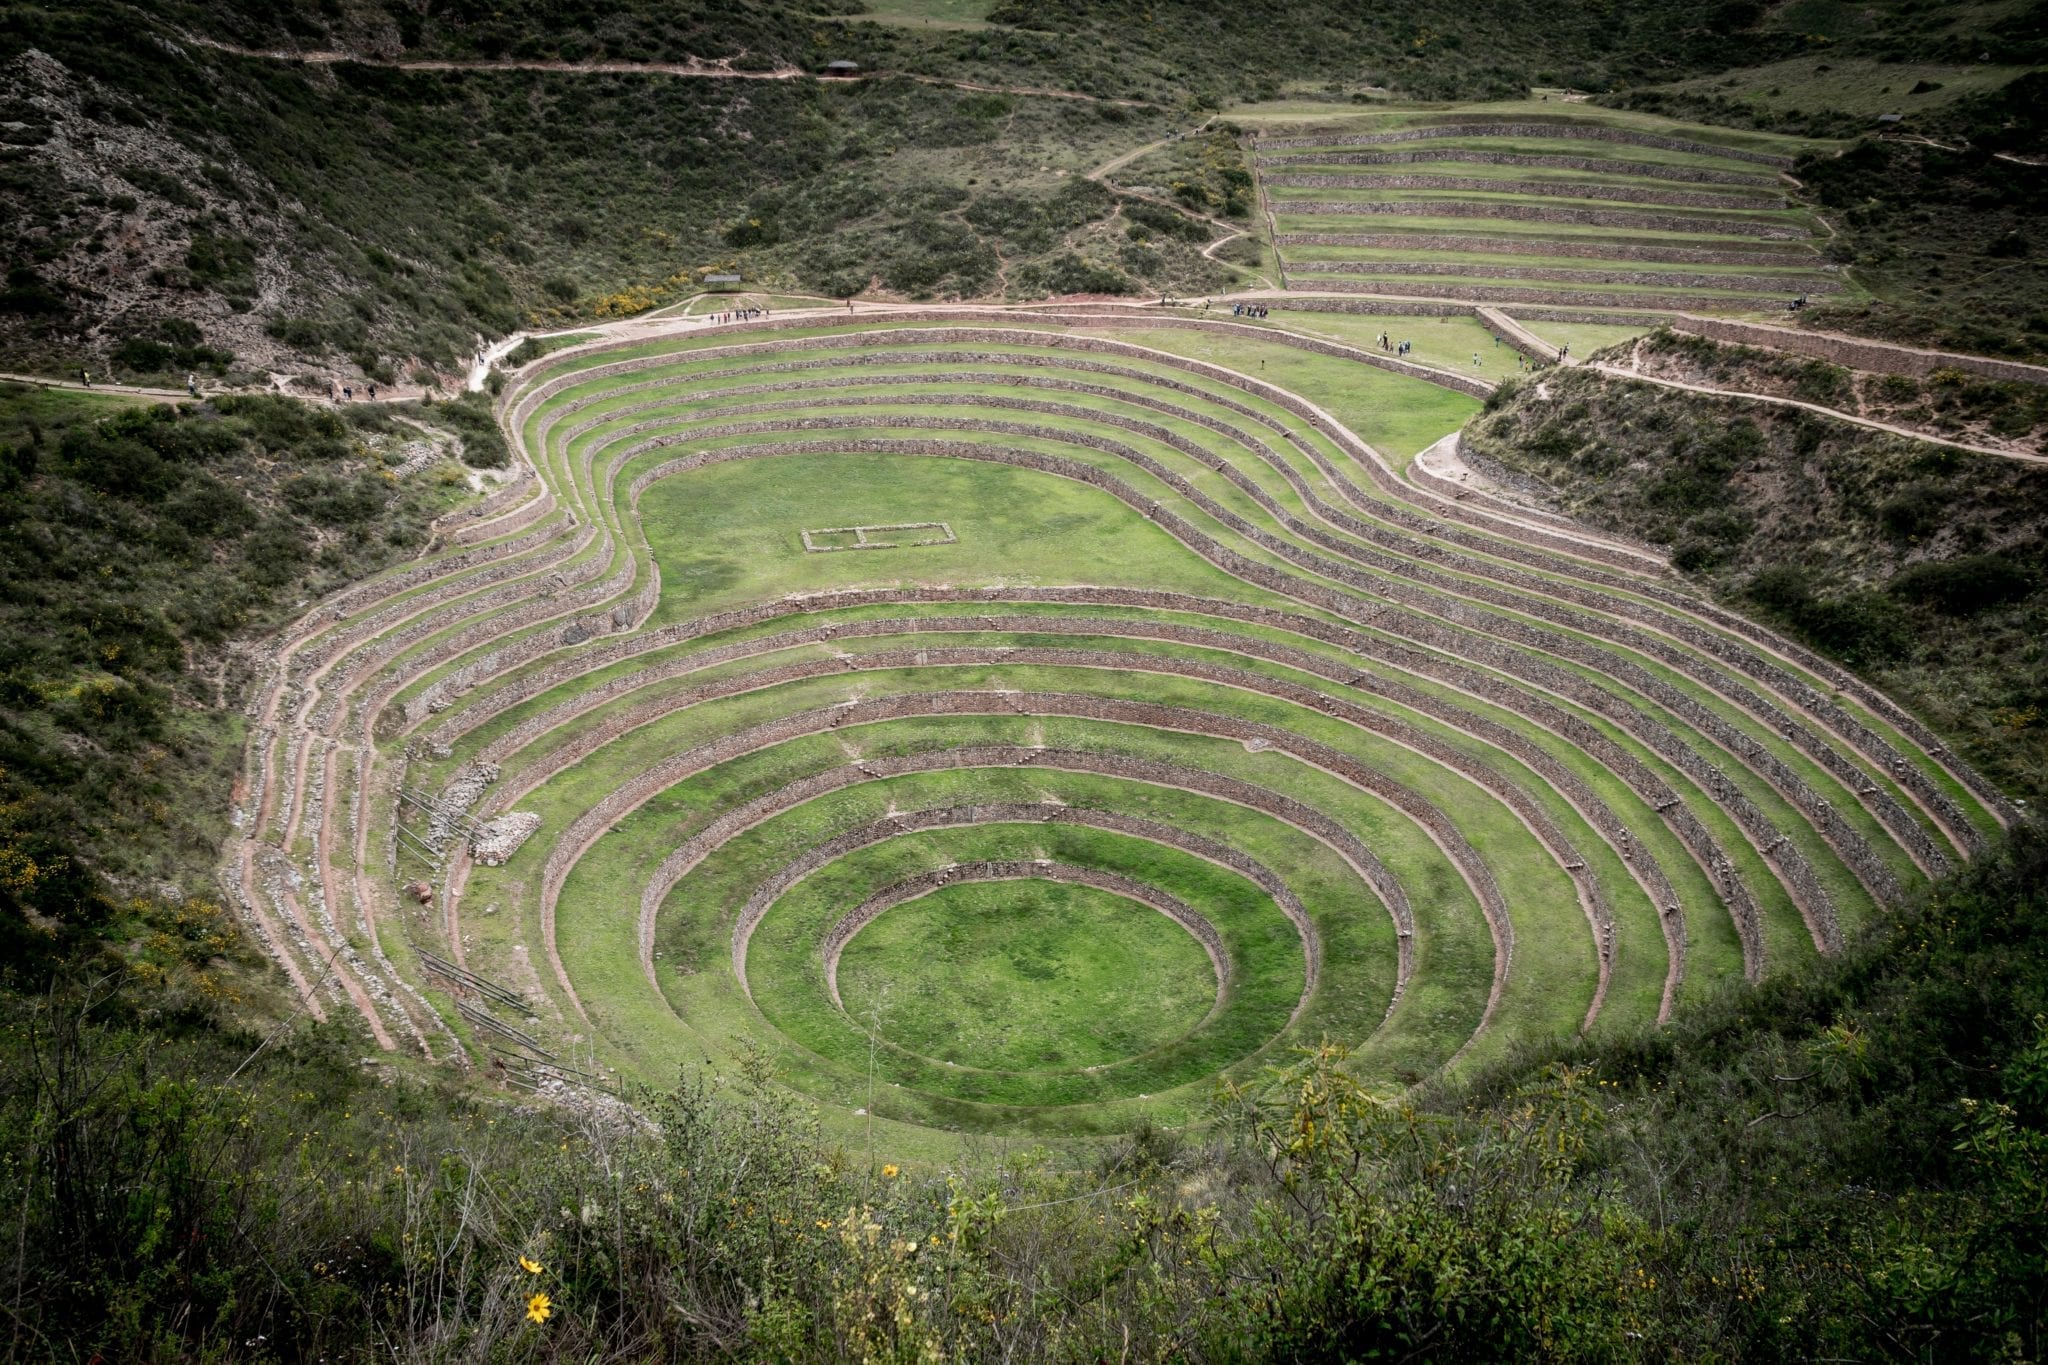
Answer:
xmin=225 ymin=304 xmax=2014 ymax=1157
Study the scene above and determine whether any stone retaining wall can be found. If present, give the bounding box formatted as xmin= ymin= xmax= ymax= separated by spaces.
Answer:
xmin=296 ymin=521 xmax=594 ymax=678
xmin=1288 ymin=260 xmax=1837 ymax=294
xmin=432 ymin=464 xmax=535 ymax=537
xmin=493 ymin=319 xmax=1933 ymax=843
xmin=1265 ymin=173 xmax=1784 ymax=211
xmin=1280 ymin=199 xmax=1810 ymax=240
xmin=462 ymin=581 xmax=1755 ymax=976
xmin=636 ymin=749 xmax=1395 ymax=1001
xmin=506 ymin=312 xmax=2015 ymax=826
xmin=319 ymin=518 xmax=566 ymax=623
xmin=1257 ymin=123 xmax=1794 ymax=168
xmin=552 ymin=339 xmax=1957 ymax=863
xmin=1497 ymin=306 xmax=1680 ymax=326
xmin=619 ymin=435 xmax=1873 ymax=944
xmin=486 ymin=631 xmax=1612 ymax=968
xmin=529 ymin=689 xmax=1513 ymax=1021
xmin=356 ymin=545 xmax=646 ymax=736
xmin=452 ymin=483 xmax=556 ymax=546
xmin=1257 ymin=149 xmax=1781 ymax=187
xmin=1288 ymin=280 xmax=1788 ymax=311
xmin=818 ymin=860 xmax=1230 ymax=1006
xmin=1278 ymin=233 xmax=1819 ymax=267
xmin=306 ymin=525 xmax=610 ymax=733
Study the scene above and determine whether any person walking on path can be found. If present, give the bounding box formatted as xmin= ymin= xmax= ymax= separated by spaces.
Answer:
xmin=79 ymin=368 xmax=90 ymax=388
xmin=1473 ymin=352 xmax=1481 ymax=368
xmin=186 ymin=372 xmax=198 ymax=397
xmin=367 ymin=383 xmax=377 ymax=400
xmin=343 ymin=385 xmax=353 ymax=401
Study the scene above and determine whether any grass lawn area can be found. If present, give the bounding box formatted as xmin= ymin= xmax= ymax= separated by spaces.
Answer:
xmin=1289 ymin=271 xmax=1806 ymax=303
xmin=1108 ymin=326 xmax=1483 ymax=468
xmin=0 ymin=381 xmax=165 ymax=433
xmin=836 ymin=878 xmax=1221 ymax=1073
xmin=1515 ymin=321 xmax=1662 ymax=356
xmin=1272 ymin=213 xmax=1812 ymax=248
xmin=634 ymin=451 xmax=1279 ymax=622
xmin=1264 ymin=309 xmax=1503 ymax=366
xmin=1264 ymin=160 xmax=1788 ymax=200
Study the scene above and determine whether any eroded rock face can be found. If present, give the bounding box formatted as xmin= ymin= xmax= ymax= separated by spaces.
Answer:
xmin=470 ymin=811 xmax=542 ymax=866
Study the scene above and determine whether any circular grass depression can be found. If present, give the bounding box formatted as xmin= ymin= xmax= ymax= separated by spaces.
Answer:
xmin=833 ymin=873 xmax=1221 ymax=1074
xmin=733 ymin=817 xmax=1314 ymax=1111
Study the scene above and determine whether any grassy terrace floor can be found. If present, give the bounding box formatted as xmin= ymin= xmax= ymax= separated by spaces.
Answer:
xmin=234 ymin=307 xmax=2005 ymax=1162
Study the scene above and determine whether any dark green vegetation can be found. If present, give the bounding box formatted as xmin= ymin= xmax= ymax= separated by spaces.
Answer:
xmin=8 ymin=827 xmax=2044 ymax=1359
xmin=1465 ymin=365 xmax=2048 ymax=799
xmin=0 ymin=4 xmax=1236 ymax=378
xmin=0 ymin=384 xmax=456 ymax=997
xmin=1791 ymin=110 xmax=2048 ymax=363
xmin=11 ymin=0 xmax=2042 ymax=381
xmin=1610 ymin=46 xmax=2048 ymax=360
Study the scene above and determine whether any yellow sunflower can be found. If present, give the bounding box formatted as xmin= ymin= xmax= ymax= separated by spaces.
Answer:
xmin=526 ymin=1291 xmax=553 ymax=1324
xmin=520 ymin=1256 xmax=544 ymax=1275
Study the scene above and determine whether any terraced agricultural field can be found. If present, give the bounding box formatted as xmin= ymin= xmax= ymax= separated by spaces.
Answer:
xmin=1254 ymin=107 xmax=1848 ymax=314
xmin=229 ymin=308 xmax=2012 ymax=1159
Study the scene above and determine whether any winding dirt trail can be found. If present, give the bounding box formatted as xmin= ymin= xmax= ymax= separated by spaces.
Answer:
xmin=184 ymin=35 xmax=1162 ymax=107
xmin=1587 ymin=362 xmax=2048 ymax=466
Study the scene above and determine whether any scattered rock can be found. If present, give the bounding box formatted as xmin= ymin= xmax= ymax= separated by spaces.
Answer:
xmin=470 ymin=811 xmax=543 ymax=866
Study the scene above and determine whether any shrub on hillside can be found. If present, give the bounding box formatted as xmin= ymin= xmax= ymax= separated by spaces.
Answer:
xmin=418 ymin=391 xmax=510 ymax=468
xmin=1888 ymin=553 xmax=2038 ymax=614
xmin=1014 ymin=252 xmax=1133 ymax=297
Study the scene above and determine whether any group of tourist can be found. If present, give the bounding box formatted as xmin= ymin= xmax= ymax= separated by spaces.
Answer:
xmin=331 ymin=380 xmax=379 ymax=402
xmin=712 ymin=307 xmax=767 ymax=324
xmin=1231 ymin=303 xmax=1270 ymax=319
xmin=74 ymin=367 xmax=201 ymax=397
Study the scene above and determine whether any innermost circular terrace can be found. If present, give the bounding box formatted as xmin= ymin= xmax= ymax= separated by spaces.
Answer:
xmin=833 ymin=871 xmax=1223 ymax=1075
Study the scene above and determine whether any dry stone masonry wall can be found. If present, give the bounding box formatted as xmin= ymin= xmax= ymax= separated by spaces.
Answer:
xmin=1257 ymin=149 xmax=1783 ymax=187
xmin=1257 ymin=123 xmax=1794 ymax=168
xmin=1264 ymin=174 xmax=1786 ymax=212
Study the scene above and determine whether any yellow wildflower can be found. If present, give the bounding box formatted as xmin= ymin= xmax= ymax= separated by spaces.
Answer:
xmin=526 ymin=1292 xmax=553 ymax=1324
xmin=520 ymin=1256 xmax=544 ymax=1275
xmin=882 ymin=1164 xmax=899 ymax=1179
